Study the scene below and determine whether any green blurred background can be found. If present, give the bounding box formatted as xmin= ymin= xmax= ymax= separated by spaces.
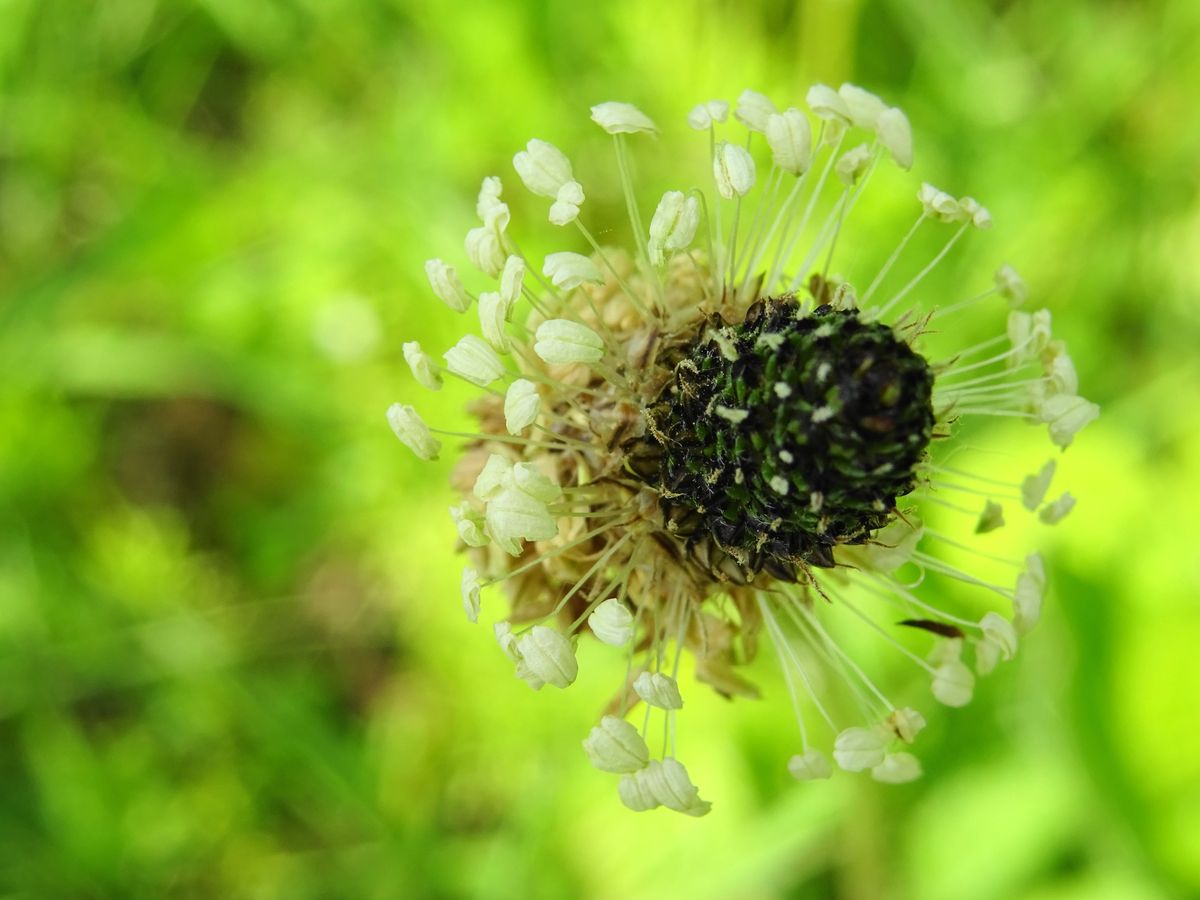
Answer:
xmin=2 ymin=0 xmax=1199 ymax=897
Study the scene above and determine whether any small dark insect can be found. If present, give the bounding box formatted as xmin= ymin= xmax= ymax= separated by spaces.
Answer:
xmin=898 ymin=618 xmax=965 ymax=639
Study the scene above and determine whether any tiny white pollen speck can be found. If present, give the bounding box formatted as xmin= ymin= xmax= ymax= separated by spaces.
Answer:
xmin=715 ymin=405 xmax=749 ymax=424
xmin=712 ymin=330 xmax=739 ymax=362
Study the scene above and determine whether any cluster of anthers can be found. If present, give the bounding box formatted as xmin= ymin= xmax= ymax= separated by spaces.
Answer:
xmin=388 ymin=85 xmax=1098 ymax=817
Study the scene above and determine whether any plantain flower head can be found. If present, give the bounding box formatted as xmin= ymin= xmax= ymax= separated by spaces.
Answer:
xmin=388 ymin=85 xmax=1096 ymax=817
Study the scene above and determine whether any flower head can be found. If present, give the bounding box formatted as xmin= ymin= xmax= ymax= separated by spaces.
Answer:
xmin=390 ymin=85 xmax=1096 ymax=817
